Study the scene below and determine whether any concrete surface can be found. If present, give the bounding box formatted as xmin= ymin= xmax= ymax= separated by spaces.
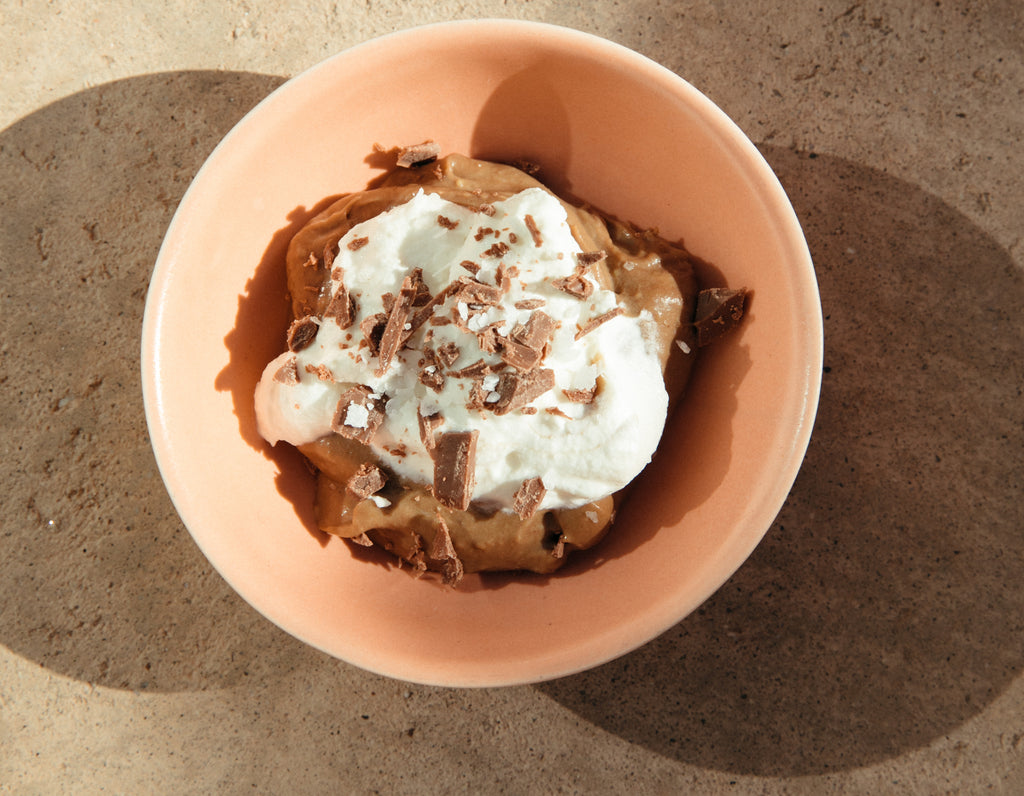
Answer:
xmin=1 ymin=0 xmax=1022 ymax=793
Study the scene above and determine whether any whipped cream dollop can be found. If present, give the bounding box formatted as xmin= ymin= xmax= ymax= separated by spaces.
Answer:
xmin=255 ymin=187 xmax=668 ymax=511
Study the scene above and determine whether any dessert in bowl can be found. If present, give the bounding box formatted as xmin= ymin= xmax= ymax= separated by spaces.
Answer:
xmin=142 ymin=20 xmax=822 ymax=686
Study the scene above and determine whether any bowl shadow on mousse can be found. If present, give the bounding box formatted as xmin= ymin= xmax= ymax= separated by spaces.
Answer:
xmin=214 ymin=195 xmax=345 ymax=548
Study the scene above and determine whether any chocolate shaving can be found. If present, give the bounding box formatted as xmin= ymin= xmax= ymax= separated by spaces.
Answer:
xmin=475 ymin=203 xmax=497 ymax=217
xmin=512 ymin=477 xmax=546 ymax=520
xmin=500 ymin=338 xmax=543 ymax=371
xmin=323 ymin=241 xmax=338 ymax=270
xmin=403 ymin=280 xmax=461 ymax=340
xmin=359 ymin=312 xmax=387 ymax=356
xmin=436 ymin=341 xmax=461 ymax=368
xmin=346 ymin=463 xmax=387 ymax=499
xmin=407 ymin=267 xmax=433 ymax=307
xmin=417 ymin=407 xmax=444 ymax=452
xmin=437 ymin=214 xmax=459 ymax=230
xmin=304 ymin=363 xmax=334 ymax=382
xmin=447 ymin=358 xmax=498 ymax=379
xmin=417 ymin=350 xmax=445 ymax=393
xmin=459 ymin=259 xmax=481 ymax=275
xmin=272 ymin=357 xmax=300 ymax=385
xmin=562 ymin=386 xmax=596 ymax=404
xmin=474 ymin=227 xmax=496 ymax=241
xmin=545 ymin=406 xmax=572 ymax=419
xmin=396 ymin=140 xmax=441 ymax=168
xmin=287 ymin=316 xmax=319 ymax=352
xmin=331 ymin=386 xmax=386 ymax=444
xmin=348 ymin=532 xmax=374 ymax=547
xmin=511 ymin=310 xmax=557 ymax=351
xmin=491 ymin=368 xmax=555 ymax=415
xmin=694 ymin=287 xmax=748 ymax=347
xmin=453 ymin=278 xmax=503 ymax=306
xmin=324 ymin=276 xmax=357 ymax=329
xmin=347 ymin=236 xmax=369 ymax=251
xmin=576 ymin=250 xmax=607 ymax=267
xmin=302 ymin=251 xmax=318 ymax=269
xmin=524 ymin=214 xmax=543 ymax=247
xmin=514 ymin=298 xmax=545 ymax=310
xmin=482 ymin=241 xmax=510 ymax=259
xmin=466 ymin=379 xmax=488 ymax=412
xmin=495 ymin=263 xmax=514 ymax=293
xmin=551 ymin=264 xmax=594 ymax=299
xmin=375 ymin=274 xmax=419 ymax=376
xmin=551 ymin=535 xmax=566 ymax=559
xmin=476 ymin=325 xmax=504 ymax=354
xmin=432 ymin=430 xmax=479 ymax=511
xmin=574 ymin=307 xmax=624 ymax=340
xmin=429 ymin=513 xmax=464 ymax=587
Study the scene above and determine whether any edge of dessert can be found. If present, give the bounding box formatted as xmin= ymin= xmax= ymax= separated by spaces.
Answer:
xmin=254 ymin=140 xmax=748 ymax=585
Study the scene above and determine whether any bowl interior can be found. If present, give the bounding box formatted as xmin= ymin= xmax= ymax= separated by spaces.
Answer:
xmin=142 ymin=20 xmax=822 ymax=686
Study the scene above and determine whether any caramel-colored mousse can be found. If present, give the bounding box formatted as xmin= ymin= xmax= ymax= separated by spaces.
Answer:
xmin=279 ymin=148 xmax=700 ymax=581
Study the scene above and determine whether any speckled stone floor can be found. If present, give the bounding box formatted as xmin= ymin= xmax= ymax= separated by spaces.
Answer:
xmin=2 ymin=1 xmax=1022 ymax=792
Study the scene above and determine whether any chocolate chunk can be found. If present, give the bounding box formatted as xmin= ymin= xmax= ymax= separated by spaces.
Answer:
xmin=453 ymin=278 xmax=503 ymax=306
xmin=348 ymin=532 xmax=374 ymax=547
xmin=694 ymin=287 xmax=748 ymax=346
xmin=432 ymin=430 xmax=479 ymax=511
xmin=511 ymin=310 xmax=557 ymax=351
xmin=437 ymin=214 xmax=459 ymax=230
xmin=323 ymin=241 xmax=338 ymax=270
xmin=331 ymin=386 xmax=386 ymax=444
xmin=491 ymin=368 xmax=555 ymax=415
xmin=347 ymin=463 xmax=387 ymax=499
xmin=396 ymin=140 xmax=441 ymax=168
xmin=574 ymin=306 xmax=624 ymax=339
xmin=512 ymin=477 xmax=546 ymax=520
xmin=272 ymin=357 xmax=300 ymax=385
xmin=474 ymin=226 xmax=496 ymax=241
xmin=562 ymin=386 xmax=596 ymax=404
xmin=500 ymin=338 xmax=543 ymax=371
xmin=324 ymin=275 xmax=357 ymax=329
xmin=429 ymin=513 xmax=464 ymax=587
xmin=375 ymin=274 xmax=419 ymax=376
xmin=523 ymin=214 xmax=543 ymax=247
xmin=286 ymin=316 xmax=319 ymax=352
xmin=417 ymin=407 xmax=444 ymax=452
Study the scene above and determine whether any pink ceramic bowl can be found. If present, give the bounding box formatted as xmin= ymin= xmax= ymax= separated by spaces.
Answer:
xmin=142 ymin=20 xmax=822 ymax=686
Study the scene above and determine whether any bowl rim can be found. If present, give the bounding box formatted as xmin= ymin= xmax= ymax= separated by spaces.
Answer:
xmin=142 ymin=18 xmax=823 ymax=687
